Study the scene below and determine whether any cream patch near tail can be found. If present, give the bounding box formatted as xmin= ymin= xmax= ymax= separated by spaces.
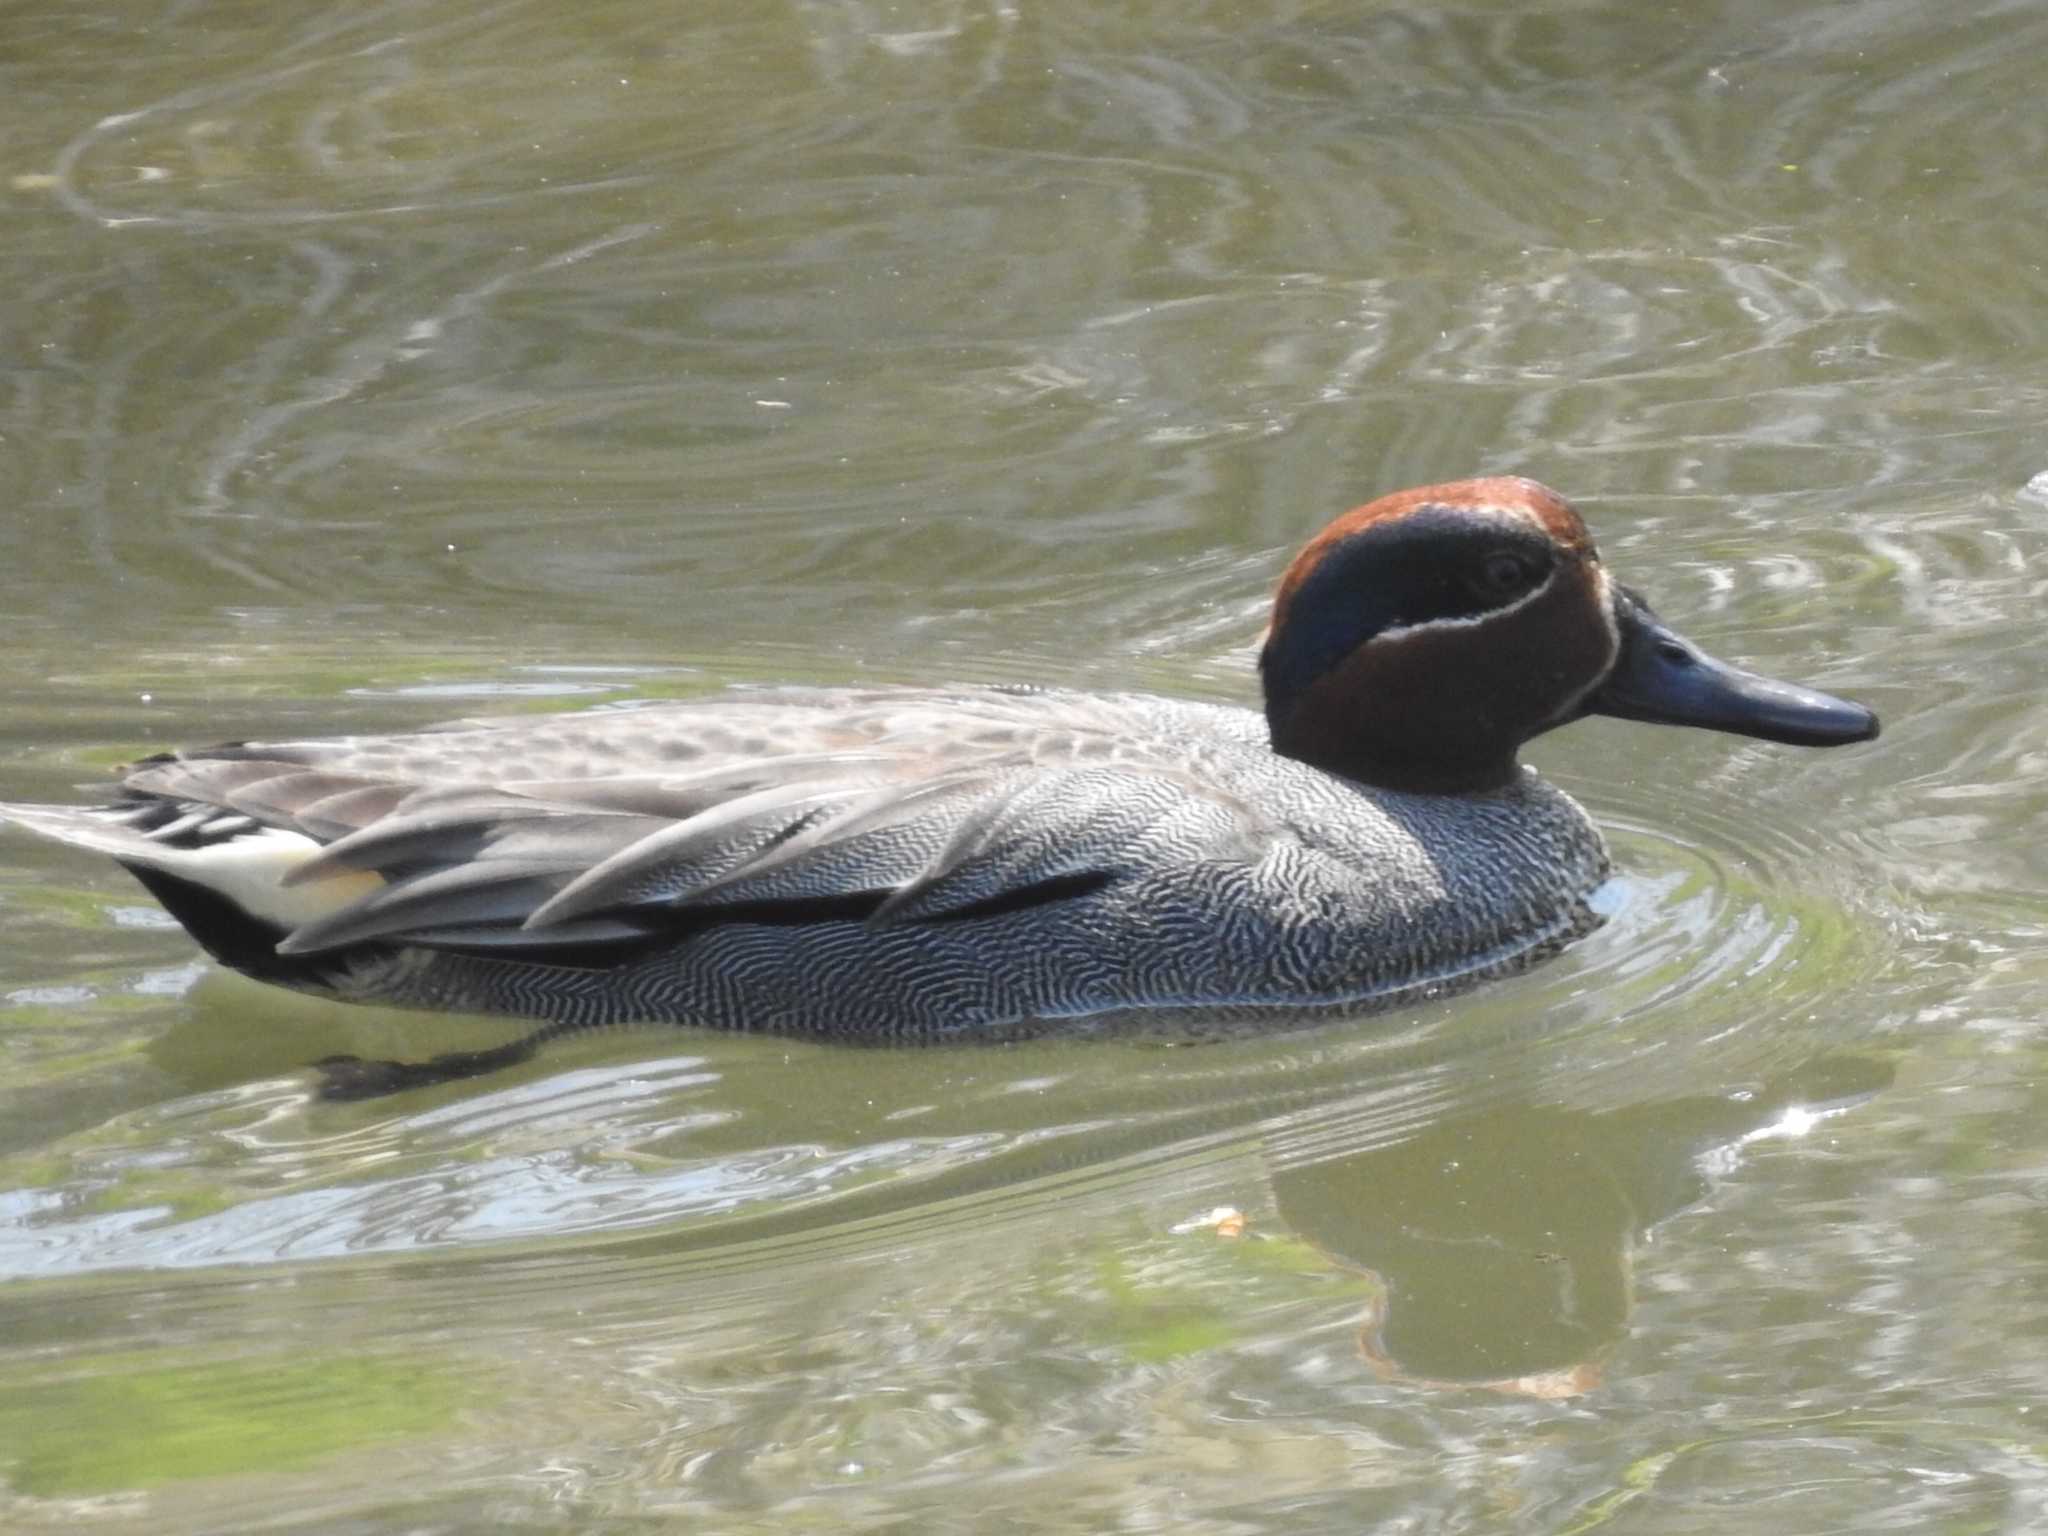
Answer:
xmin=0 ymin=805 xmax=383 ymax=932
xmin=157 ymin=826 xmax=386 ymax=931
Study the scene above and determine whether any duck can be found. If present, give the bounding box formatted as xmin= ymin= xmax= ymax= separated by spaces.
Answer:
xmin=0 ymin=477 xmax=1877 ymax=1082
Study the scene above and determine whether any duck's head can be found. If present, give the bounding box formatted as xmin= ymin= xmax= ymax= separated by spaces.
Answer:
xmin=1257 ymin=476 xmax=1878 ymax=794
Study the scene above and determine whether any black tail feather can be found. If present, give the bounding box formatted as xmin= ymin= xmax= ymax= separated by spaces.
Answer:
xmin=120 ymin=862 xmax=312 ymax=985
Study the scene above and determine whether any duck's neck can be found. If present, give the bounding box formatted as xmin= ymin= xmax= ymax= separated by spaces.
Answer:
xmin=1260 ymin=644 xmax=1523 ymax=796
xmin=1265 ymin=702 xmax=1521 ymax=795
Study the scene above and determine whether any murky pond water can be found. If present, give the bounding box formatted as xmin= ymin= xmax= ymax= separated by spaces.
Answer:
xmin=4 ymin=0 xmax=2048 ymax=1528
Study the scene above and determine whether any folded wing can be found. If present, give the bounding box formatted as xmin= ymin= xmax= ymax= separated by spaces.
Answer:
xmin=7 ymin=690 xmax=1280 ymax=970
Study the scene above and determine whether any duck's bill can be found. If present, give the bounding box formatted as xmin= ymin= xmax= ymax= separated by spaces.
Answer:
xmin=1586 ymin=590 xmax=1879 ymax=747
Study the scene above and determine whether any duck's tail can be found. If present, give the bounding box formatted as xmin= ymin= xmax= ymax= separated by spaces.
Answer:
xmin=0 ymin=801 xmax=383 ymax=980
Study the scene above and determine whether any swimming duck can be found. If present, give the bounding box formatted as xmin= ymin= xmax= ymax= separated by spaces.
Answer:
xmin=0 ymin=478 xmax=1876 ymax=1070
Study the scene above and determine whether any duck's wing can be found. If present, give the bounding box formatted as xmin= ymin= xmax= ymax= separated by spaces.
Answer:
xmin=5 ymin=688 xmax=1279 ymax=966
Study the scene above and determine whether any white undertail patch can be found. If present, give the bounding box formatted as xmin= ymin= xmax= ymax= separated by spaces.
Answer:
xmin=0 ymin=807 xmax=384 ymax=932
xmin=164 ymin=827 xmax=387 ymax=931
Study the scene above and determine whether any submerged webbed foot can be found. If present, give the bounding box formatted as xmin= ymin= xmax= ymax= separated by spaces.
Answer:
xmin=313 ymin=1020 xmax=592 ymax=1100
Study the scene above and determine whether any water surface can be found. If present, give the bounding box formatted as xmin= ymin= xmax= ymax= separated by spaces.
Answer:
xmin=4 ymin=0 xmax=2047 ymax=1528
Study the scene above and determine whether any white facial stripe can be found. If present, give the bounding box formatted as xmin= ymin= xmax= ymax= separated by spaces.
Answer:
xmin=1538 ymin=562 xmax=1621 ymax=726
xmin=1369 ymin=563 xmax=1563 ymax=645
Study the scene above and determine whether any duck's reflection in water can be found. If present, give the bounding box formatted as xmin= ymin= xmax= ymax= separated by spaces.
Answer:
xmin=1258 ymin=1053 xmax=1893 ymax=1394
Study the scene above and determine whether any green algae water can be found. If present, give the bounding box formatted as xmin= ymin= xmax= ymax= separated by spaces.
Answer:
xmin=3 ymin=0 xmax=2046 ymax=1528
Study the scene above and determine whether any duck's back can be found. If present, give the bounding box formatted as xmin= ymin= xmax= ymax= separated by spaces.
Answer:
xmin=1 ymin=686 xmax=1611 ymax=1038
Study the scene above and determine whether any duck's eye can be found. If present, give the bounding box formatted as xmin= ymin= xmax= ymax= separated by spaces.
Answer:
xmin=1472 ymin=551 xmax=1542 ymax=600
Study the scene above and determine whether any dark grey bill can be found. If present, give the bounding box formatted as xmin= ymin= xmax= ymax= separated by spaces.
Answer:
xmin=1586 ymin=588 xmax=1879 ymax=746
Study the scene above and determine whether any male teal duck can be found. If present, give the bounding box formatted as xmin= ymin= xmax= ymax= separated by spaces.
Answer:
xmin=1 ymin=478 xmax=1876 ymax=1081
